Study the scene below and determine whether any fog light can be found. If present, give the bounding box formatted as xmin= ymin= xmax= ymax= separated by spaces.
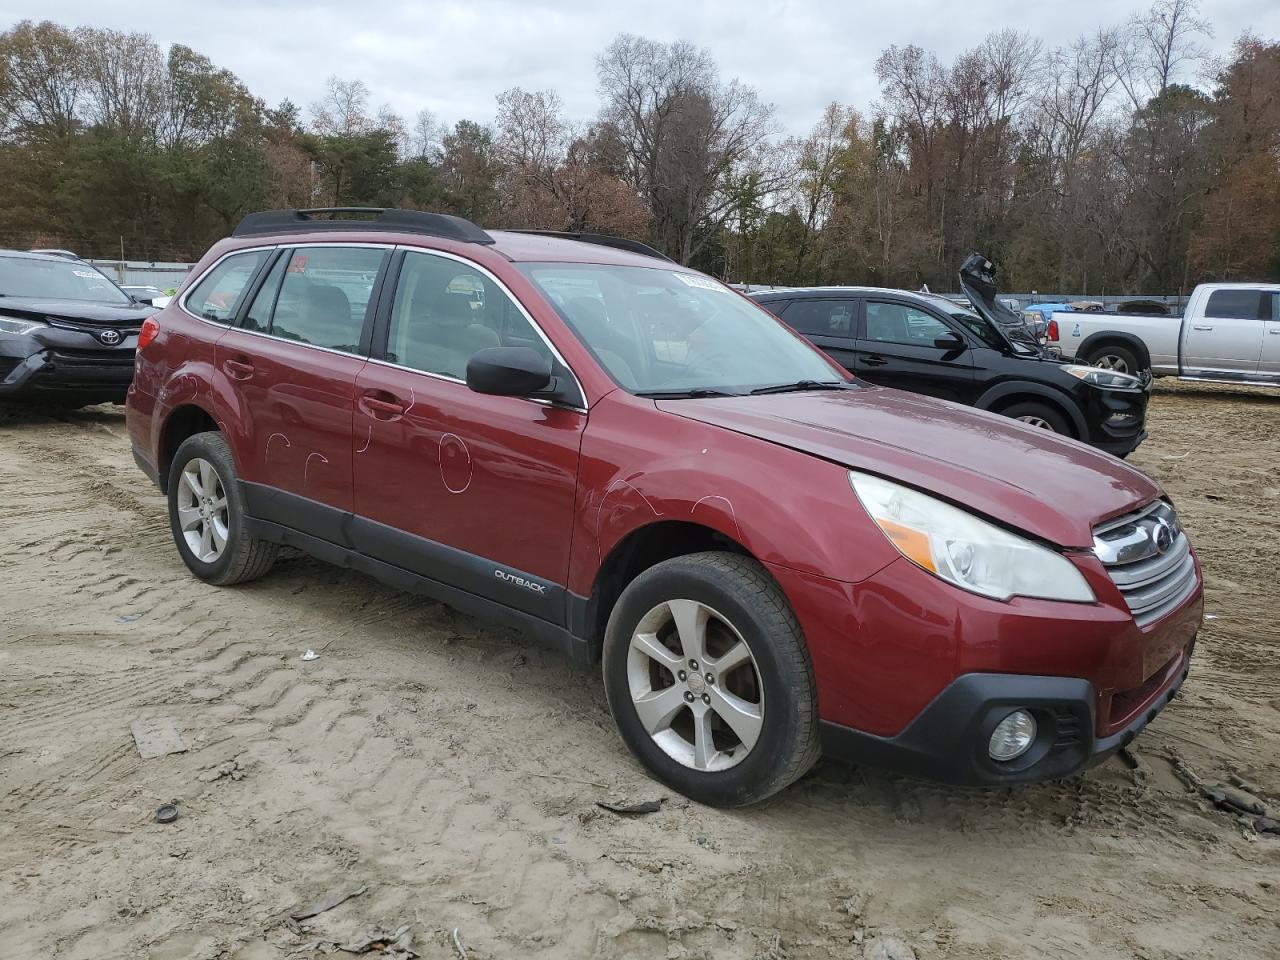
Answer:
xmin=988 ymin=710 xmax=1037 ymax=761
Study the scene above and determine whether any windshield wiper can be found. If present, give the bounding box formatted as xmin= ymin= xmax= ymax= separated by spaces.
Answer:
xmin=635 ymin=387 xmax=740 ymax=399
xmin=748 ymin=380 xmax=849 ymax=396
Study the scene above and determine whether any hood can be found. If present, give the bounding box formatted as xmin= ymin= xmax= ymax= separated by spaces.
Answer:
xmin=0 ymin=297 xmax=156 ymax=326
xmin=958 ymin=253 xmax=1043 ymax=354
xmin=658 ymin=387 xmax=1161 ymax=549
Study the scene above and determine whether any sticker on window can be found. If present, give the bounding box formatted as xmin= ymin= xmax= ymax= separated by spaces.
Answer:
xmin=73 ymin=270 xmax=100 ymax=279
xmin=287 ymin=254 xmax=310 ymax=274
xmin=675 ymin=273 xmax=725 ymax=292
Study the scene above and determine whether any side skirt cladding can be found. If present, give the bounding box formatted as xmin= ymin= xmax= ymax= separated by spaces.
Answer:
xmin=240 ymin=482 xmax=589 ymax=665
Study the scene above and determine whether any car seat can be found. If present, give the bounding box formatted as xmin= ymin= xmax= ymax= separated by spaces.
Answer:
xmin=401 ymin=282 xmax=500 ymax=379
xmin=565 ymin=297 xmax=639 ymax=388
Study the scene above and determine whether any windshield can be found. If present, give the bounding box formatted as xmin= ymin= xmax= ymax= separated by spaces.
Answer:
xmin=0 ymin=256 xmax=130 ymax=304
xmin=516 ymin=262 xmax=844 ymax=394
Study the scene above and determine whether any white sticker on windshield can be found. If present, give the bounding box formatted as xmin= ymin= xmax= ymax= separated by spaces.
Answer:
xmin=73 ymin=270 xmax=99 ymax=279
xmin=675 ymin=273 xmax=726 ymax=292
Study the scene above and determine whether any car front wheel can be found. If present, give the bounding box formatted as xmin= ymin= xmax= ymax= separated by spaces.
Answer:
xmin=602 ymin=552 xmax=820 ymax=806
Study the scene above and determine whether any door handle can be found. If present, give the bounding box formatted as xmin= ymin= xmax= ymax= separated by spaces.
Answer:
xmin=1269 ymin=329 xmax=1280 ymax=335
xmin=1192 ymin=324 xmax=1213 ymax=331
xmin=862 ymin=355 xmax=890 ymax=366
xmin=358 ymin=393 xmax=405 ymax=420
xmin=223 ymin=357 xmax=254 ymax=380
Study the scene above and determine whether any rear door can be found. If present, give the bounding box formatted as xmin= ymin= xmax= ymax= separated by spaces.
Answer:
xmin=1182 ymin=289 xmax=1267 ymax=377
xmin=854 ymin=299 xmax=976 ymax=402
xmin=1257 ymin=292 xmax=1280 ymax=378
xmin=217 ymin=244 xmax=389 ymax=540
xmin=774 ymin=299 xmax=860 ymax=371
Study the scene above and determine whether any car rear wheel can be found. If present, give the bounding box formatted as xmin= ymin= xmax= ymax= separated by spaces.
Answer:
xmin=602 ymin=551 xmax=820 ymax=806
xmin=1002 ymin=401 xmax=1071 ymax=435
xmin=1085 ymin=344 xmax=1139 ymax=375
xmin=167 ymin=431 xmax=277 ymax=586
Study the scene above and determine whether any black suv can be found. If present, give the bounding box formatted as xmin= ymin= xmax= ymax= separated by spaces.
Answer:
xmin=0 ymin=250 xmax=154 ymax=408
xmin=749 ymin=284 xmax=1149 ymax=457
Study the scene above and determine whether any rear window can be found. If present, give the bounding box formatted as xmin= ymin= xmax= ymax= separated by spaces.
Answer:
xmin=1204 ymin=289 xmax=1266 ymax=320
xmin=185 ymin=251 xmax=271 ymax=323
xmin=781 ymin=299 xmax=855 ymax=337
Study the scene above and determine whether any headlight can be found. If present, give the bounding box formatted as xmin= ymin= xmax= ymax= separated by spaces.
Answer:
xmin=0 ymin=315 xmax=47 ymax=336
xmin=849 ymin=471 xmax=1095 ymax=603
xmin=1062 ymin=364 xmax=1143 ymax=390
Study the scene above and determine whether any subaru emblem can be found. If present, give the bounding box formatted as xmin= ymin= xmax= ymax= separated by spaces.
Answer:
xmin=99 ymin=329 xmax=122 ymax=345
xmin=1152 ymin=519 xmax=1174 ymax=554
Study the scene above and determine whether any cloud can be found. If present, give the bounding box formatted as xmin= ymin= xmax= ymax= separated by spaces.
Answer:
xmin=5 ymin=0 xmax=1276 ymax=134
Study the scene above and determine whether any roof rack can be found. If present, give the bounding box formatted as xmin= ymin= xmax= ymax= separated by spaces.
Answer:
xmin=232 ymin=208 xmax=494 ymax=244
xmin=505 ymin=229 xmax=673 ymax=263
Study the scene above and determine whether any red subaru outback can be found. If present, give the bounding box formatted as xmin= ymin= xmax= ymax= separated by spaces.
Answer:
xmin=126 ymin=209 xmax=1202 ymax=806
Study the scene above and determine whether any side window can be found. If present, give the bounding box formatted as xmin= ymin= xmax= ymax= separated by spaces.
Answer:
xmin=757 ymin=299 xmax=790 ymax=318
xmin=1204 ymin=289 xmax=1265 ymax=320
xmin=242 ymin=253 xmax=287 ymax=333
xmin=184 ymin=250 xmax=270 ymax=324
xmin=864 ymin=302 xmax=951 ymax=346
xmin=269 ymin=247 xmax=385 ymax=352
xmin=387 ymin=251 xmax=550 ymax=380
xmin=782 ymin=299 xmax=855 ymax=337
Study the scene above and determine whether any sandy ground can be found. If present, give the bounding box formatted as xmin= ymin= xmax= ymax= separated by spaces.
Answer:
xmin=1 ymin=381 xmax=1278 ymax=960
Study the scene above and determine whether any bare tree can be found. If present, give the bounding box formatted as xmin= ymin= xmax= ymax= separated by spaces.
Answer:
xmin=596 ymin=33 xmax=775 ymax=263
xmin=77 ymin=27 xmax=165 ymax=136
xmin=310 ymin=76 xmax=372 ymax=136
xmin=1116 ymin=0 xmax=1212 ymax=109
xmin=0 ymin=20 xmax=84 ymax=141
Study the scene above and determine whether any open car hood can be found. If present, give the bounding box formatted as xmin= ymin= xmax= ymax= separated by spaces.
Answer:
xmin=658 ymin=386 xmax=1162 ymax=549
xmin=957 ymin=253 xmax=1043 ymax=355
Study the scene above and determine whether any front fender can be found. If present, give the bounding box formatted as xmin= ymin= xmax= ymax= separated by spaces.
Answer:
xmin=567 ymin=393 xmax=900 ymax=599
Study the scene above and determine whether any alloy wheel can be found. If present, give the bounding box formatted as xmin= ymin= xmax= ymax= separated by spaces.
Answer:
xmin=626 ymin=599 xmax=764 ymax=772
xmin=1093 ymin=354 xmax=1129 ymax=373
xmin=1017 ymin=415 xmax=1053 ymax=429
xmin=176 ymin=457 xmax=229 ymax=563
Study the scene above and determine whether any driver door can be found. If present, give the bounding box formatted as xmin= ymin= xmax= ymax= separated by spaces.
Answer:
xmin=854 ymin=300 xmax=976 ymax=402
xmin=350 ymin=249 xmax=586 ymax=623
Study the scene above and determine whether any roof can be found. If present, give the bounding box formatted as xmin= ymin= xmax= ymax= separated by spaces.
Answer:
xmin=0 ymin=248 xmax=83 ymax=264
xmin=748 ymin=285 xmax=945 ymax=304
xmin=486 ymin=230 xmax=686 ymax=269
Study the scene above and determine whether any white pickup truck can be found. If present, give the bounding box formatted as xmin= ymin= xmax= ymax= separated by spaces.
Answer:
xmin=1046 ymin=283 xmax=1280 ymax=386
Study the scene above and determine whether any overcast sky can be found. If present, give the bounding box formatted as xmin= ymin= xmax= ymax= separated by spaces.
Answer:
xmin=7 ymin=1 xmax=1279 ymax=135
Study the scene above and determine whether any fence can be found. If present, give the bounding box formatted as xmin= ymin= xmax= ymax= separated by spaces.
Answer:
xmin=87 ymin=259 xmax=195 ymax=291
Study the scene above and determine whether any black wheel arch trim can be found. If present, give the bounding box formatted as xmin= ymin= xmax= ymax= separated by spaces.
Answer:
xmin=973 ymin=381 xmax=1088 ymax=438
xmin=1075 ymin=331 xmax=1150 ymax=370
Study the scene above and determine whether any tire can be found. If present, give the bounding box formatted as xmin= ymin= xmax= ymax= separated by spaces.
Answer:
xmin=602 ymin=551 xmax=820 ymax=807
xmin=1084 ymin=343 xmax=1140 ymax=376
xmin=1002 ymin=400 xmax=1071 ymax=436
xmin=167 ymin=431 xmax=277 ymax=586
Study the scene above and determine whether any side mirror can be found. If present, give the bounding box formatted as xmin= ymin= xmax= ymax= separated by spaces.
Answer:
xmin=466 ymin=346 xmax=553 ymax=398
xmin=934 ymin=331 xmax=966 ymax=350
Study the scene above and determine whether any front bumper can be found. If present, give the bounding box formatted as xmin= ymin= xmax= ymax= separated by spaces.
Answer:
xmin=0 ymin=328 xmax=137 ymax=403
xmin=1083 ymin=384 xmax=1149 ymax=456
xmin=819 ymin=649 xmax=1190 ymax=785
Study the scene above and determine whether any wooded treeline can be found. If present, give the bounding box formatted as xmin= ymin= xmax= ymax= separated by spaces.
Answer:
xmin=1 ymin=0 xmax=1276 ymax=293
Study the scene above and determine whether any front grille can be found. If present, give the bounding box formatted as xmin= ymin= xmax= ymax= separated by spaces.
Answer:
xmin=1094 ymin=502 xmax=1198 ymax=629
xmin=1051 ymin=707 xmax=1084 ymax=748
xmin=45 ymin=317 xmax=143 ymax=335
xmin=42 ymin=348 xmax=136 ymax=384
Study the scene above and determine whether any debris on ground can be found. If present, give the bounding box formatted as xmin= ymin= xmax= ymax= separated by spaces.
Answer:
xmin=198 ymin=759 xmax=244 ymax=783
xmin=597 ymin=798 xmax=665 ymax=815
xmin=863 ymin=933 xmax=918 ymax=960
xmin=130 ymin=717 xmax=187 ymax=759
xmin=1201 ymin=784 xmax=1269 ymax=817
xmin=303 ymin=926 xmax=414 ymax=957
xmin=451 ymin=927 xmax=467 ymax=959
xmin=288 ymin=884 xmax=369 ymax=922
xmin=1254 ymin=817 xmax=1280 ymax=835
xmin=301 ymin=649 xmax=320 ymax=661
xmin=154 ymin=804 xmax=179 ymax=824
